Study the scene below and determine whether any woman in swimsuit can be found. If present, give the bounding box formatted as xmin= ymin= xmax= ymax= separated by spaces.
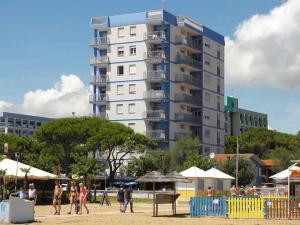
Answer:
xmin=68 ymin=181 xmax=78 ymax=214
xmin=79 ymin=183 xmax=89 ymax=214
xmin=53 ymin=181 xmax=63 ymax=215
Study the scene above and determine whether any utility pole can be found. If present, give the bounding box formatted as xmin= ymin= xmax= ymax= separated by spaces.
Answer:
xmin=235 ymin=136 xmax=239 ymax=187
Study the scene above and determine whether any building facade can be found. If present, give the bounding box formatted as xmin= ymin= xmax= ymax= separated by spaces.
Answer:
xmin=224 ymin=96 xmax=268 ymax=136
xmin=0 ymin=112 xmax=53 ymax=138
xmin=89 ymin=10 xmax=225 ymax=154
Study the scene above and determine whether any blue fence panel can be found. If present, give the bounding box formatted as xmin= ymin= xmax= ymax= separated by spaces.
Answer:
xmin=190 ymin=196 xmax=226 ymax=217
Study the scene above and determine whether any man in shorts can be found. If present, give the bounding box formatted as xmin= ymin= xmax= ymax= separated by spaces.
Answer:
xmin=53 ymin=181 xmax=63 ymax=215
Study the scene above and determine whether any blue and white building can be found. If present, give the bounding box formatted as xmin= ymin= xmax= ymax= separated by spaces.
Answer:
xmin=89 ymin=10 xmax=225 ymax=154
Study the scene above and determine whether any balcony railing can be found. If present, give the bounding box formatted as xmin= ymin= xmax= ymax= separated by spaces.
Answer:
xmin=175 ymin=53 xmax=201 ymax=69
xmin=144 ymin=90 xmax=166 ymax=101
xmin=146 ymin=130 xmax=165 ymax=140
xmin=144 ymin=70 xmax=166 ymax=82
xmin=144 ymin=31 xmax=166 ymax=42
xmin=175 ymin=132 xmax=192 ymax=140
xmin=89 ymin=56 xmax=109 ymax=67
xmin=175 ymin=36 xmax=201 ymax=50
xmin=144 ymin=110 xmax=165 ymax=121
xmin=90 ymin=17 xmax=109 ymax=30
xmin=175 ymin=74 xmax=201 ymax=87
xmin=89 ymin=75 xmax=108 ymax=86
xmin=175 ymin=113 xmax=200 ymax=124
xmin=89 ymin=94 xmax=109 ymax=105
xmin=90 ymin=37 xmax=109 ymax=48
xmin=144 ymin=50 xmax=166 ymax=62
xmin=174 ymin=93 xmax=201 ymax=106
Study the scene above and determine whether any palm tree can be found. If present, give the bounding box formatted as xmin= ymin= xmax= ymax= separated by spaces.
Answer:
xmin=20 ymin=167 xmax=31 ymax=190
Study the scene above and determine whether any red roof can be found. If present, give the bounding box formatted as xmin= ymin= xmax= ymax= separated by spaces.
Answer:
xmin=261 ymin=159 xmax=274 ymax=167
xmin=214 ymin=153 xmax=254 ymax=163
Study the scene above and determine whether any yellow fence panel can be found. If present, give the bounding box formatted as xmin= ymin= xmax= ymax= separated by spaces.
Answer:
xmin=227 ymin=197 xmax=265 ymax=219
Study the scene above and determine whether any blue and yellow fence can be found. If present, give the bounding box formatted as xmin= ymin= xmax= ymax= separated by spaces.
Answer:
xmin=190 ymin=196 xmax=300 ymax=219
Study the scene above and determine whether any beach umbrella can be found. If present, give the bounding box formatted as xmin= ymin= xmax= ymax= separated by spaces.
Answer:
xmin=136 ymin=171 xmax=171 ymax=216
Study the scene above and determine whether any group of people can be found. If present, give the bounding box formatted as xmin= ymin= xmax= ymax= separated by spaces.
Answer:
xmin=117 ymin=185 xmax=134 ymax=213
xmin=11 ymin=183 xmax=37 ymax=203
xmin=53 ymin=181 xmax=89 ymax=215
xmin=229 ymin=184 xmax=257 ymax=196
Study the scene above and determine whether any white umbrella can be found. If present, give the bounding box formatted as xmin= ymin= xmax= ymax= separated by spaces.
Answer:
xmin=205 ymin=168 xmax=235 ymax=180
xmin=0 ymin=158 xmax=57 ymax=180
xmin=179 ymin=166 xmax=208 ymax=178
xmin=270 ymin=165 xmax=300 ymax=180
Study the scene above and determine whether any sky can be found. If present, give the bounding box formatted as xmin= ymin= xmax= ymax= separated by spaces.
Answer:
xmin=0 ymin=0 xmax=299 ymax=134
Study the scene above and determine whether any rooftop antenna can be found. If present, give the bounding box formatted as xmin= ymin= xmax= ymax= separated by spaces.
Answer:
xmin=161 ymin=0 xmax=165 ymax=10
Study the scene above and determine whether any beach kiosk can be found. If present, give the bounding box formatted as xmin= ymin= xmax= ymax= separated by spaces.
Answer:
xmin=0 ymin=158 xmax=57 ymax=223
xmin=177 ymin=166 xmax=207 ymax=201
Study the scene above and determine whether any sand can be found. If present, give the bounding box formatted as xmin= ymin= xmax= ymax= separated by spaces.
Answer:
xmin=29 ymin=203 xmax=300 ymax=225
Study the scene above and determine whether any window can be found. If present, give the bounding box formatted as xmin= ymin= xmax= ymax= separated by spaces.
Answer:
xmin=129 ymin=46 xmax=136 ymax=55
xmin=129 ymin=64 xmax=136 ymax=75
xmin=128 ymin=123 xmax=135 ymax=129
xmin=204 ymin=129 xmax=210 ymax=138
xmin=217 ymin=66 xmax=220 ymax=76
xmin=204 ymin=39 xmax=211 ymax=48
xmin=180 ymin=124 xmax=185 ymax=129
xmin=117 ymin=66 xmax=124 ymax=76
xmin=204 ymin=92 xmax=210 ymax=102
xmin=130 ymin=26 xmax=136 ymax=36
xmin=117 ymin=46 xmax=124 ymax=56
xmin=116 ymin=104 xmax=123 ymax=114
xmin=117 ymin=85 xmax=124 ymax=95
xmin=205 ymin=56 xmax=211 ymax=66
xmin=128 ymin=104 xmax=135 ymax=114
xmin=180 ymin=67 xmax=185 ymax=73
xmin=129 ymin=84 xmax=136 ymax=94
xmin=118 ymin=27 xmax=125 ymax=38
xmin=217 ymin=50 xmax=221 ymax=59
xmin=180 ymin=85 xmax=186 ymax=91
xmin=204 ymin=74 xmax=211 ymax=85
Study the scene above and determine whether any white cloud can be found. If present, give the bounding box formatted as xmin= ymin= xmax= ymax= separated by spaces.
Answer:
xmin=0 ymin=74 xmax=90 ymax=118
xmin=225 ymin=0 xmax=300 ymax=89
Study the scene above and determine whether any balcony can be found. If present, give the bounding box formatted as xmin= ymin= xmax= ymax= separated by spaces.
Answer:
xmin=89 ymin=94 xmax=109 ymax=105
xmin=144 ymin=110 xmax=165 ymax=121
xmin=90 ymin=17 xmax=109 ymax=31
xmin=144 ymin=50 xmax=166 ymax=63
xmin=146 ymin=130 xmax=165 ymax=141
xmin=175 ymin=132 xmax=192 ymax=140
xmin=144 ymin=90 xmax=167 ymax=101
xmin=90 ymin=37 xmax=109 ymax=49
xmin=144 ymin=70 xmax=166 ymax=82
xmin=89 ymin=56 xmax=109 ymax=68
xmin=174 ymin=93 xmax=201 ymax=106
xmin=175 ymin=113 xmax=201 ymax=124
xmin=89 ymin=75 xmax=108 ymax=87
xmin=175 ymin=36 xmax=201 ymax=52
xmin=144 ymin=31 xmax=166 ymax=43
xmin=175 ymin=53 xmax=201 ymax=70
xmin=175 ymin=74 xmax=201 ymax=88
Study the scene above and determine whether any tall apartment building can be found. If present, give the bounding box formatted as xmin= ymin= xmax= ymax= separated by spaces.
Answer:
xmin=224 ymin=96 xmax=268 ymax=136
xmin=0 ymin=112 xmax=53 ymax=138
xmin=89 ymin=10 xmax=225 ymax=154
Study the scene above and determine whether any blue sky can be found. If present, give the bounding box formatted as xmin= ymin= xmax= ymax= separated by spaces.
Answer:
xmin=0 ymin=0 xmax=299 ymax=134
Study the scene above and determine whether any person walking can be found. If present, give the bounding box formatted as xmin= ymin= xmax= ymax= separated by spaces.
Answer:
xmin=68 ymin=181 xmax=78 ymax=214
xmin=53 ymin=180 xmax=63 ymax=215
xmin=117 ymin=185 xmax=125 ymax=212
xmin=79 ymin=183 xmax=89 ymax=214
xmin=122 ymin=185 xmax=133 ymax=213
